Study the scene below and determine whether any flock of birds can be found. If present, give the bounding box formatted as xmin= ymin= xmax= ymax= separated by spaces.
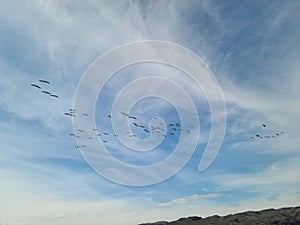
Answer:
xmin=30 ymin=80 xmax=59 ymax=98
xmin=31 ymin=79 xmax=286 ymax=151
xmin=66 ymin=111 xmax=195 ymax=149
xmin=250 ymin=124 xmax=284 ymax=140
xmin=30 ymin=80 xmax=193 ymax=149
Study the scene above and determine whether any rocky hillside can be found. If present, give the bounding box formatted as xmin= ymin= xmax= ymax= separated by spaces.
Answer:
xmin=139 ymin=206 xmax=300 ymax=225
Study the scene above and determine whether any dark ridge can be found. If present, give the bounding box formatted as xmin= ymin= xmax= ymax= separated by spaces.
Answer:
xmin=139 ymin=206 xmax=300 ymax=225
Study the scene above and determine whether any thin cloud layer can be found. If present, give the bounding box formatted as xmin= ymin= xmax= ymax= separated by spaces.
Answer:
xmin=0 ymin=1 xmax=300 ymax=225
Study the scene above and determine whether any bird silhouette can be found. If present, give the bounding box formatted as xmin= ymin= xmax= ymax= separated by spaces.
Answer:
xmin=50 ymin=94 xmax=58 ymax=98
xmin=64 ymin=112 xmax=75 ymax=117
xmin=42 ymin=91 xmax=51 ymax=95
xmin=31 ymin=84 xmax=41 ymax=89
xmin=262 ymin=124 xmax=266 ymax=127
xmin=121 ymin=112 xmax=129 ymax=116
xmin=39 ymin=79 xmax=50 ymax=84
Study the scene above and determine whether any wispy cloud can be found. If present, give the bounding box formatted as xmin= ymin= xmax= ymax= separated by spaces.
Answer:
xmin=157 ymin=193 xmax=220 ymax=207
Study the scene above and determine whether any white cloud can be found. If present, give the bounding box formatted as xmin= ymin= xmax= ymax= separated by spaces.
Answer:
xmin=157 ymin=193 xmax=220 ymax=207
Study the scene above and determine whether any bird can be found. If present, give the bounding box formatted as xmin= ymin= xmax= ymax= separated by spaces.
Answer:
xmin=170 ymin=132 xmax=174 ymax=135
xmin=92 ymin=128 xmax=98 ymax=131
xmin=42 ymin=91 xmax=51 ymax=95
xmin=121 ymin=112 xmax=129 ymax=116
xmin=169 ymin=124 xmax=174 ymax=126
xmin=262 ymin=124 xmax=266 ymax=127
xmin=102 ymin=140 xmax=108 ymax=143
xmin=133 ymin=123 xmax=139 ymax=127
xmin=103 ymin=132 xmax=109 ymax=135
xmin=143 ymin=129 xmax=150 ymax=133
xmin=64 ymin=112 xmax=74 ymax=117
xmin=108 ymin=115 xmax=111 ymax=118
xmin=129 ymin=116 xmax=136 ymax=119
xmin=139 ymin=125 xmax=145 ymax=128
xmin=256 ymin=134 xmax=260 ymax=137
xmin=82 ymin=113 xmax=88 ymax=116
xmin=39 ymin=79 xmax=50 ymax=84
xmin=69 ymin=133 xmax=79 ymax=138
xmin=31 ymin=84 xmax=41 ymax=89
xmin=50 ymin=94 xmax=58 ymax=98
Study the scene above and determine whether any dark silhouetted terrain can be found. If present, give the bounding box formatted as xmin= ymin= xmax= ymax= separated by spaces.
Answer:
xmin=139 ymin=206 xmax=300 ymax=225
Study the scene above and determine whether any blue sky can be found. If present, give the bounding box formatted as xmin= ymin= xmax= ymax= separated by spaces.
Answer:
xmin=1 ymin=0 xmax=300 ymax=224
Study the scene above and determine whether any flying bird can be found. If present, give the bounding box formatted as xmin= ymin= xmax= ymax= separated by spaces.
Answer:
xmin=50 ymin=94 xmax=59 ymax=98
xmin=121 ymin=112 xmax=129 ymax=117
xmin=64 ymin=112 xmax=75 ymax=117
xmin=42 ymin=91 xmax=51 ymax=95
xmin=39 ymin=79 xmax=50 ymax=84
xmin=31 ymin=84 xmax=41 ymax=89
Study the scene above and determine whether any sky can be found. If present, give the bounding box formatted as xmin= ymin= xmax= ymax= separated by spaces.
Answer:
xmin=0 ymin=0 xmax=300 ymax=224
